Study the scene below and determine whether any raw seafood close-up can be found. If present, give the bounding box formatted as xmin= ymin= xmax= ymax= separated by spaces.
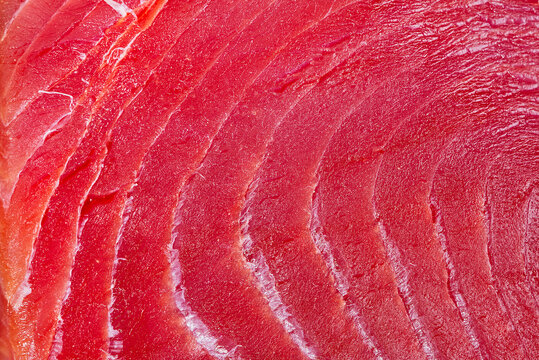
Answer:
xmin=0 ymin=0 xmax=537 ymax=359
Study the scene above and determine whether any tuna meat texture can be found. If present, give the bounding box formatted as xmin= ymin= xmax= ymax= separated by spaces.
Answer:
xmin=0 ymin=0 xmax=537 ymax=359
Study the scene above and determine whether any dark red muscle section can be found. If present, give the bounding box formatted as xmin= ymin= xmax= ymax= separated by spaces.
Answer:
xmin=312 ymin=82 xmax=428 ymax=359
xmin=107 ymin=0 xmax=280 ymax=357
xmin=430 ymin=128 xmax=535 ymax=360
xmin=486 ymin=143 xmax=539 ymax=357
xmin=0 ymin=0 xmax=537 ymax=359
xmin=525 ymin=188 xmax=539 ymax=302
xmin=314 ymin=5 xmax=537 ymax=360
xmin=237 ymin=36 xmax=424 ymax=358
xmin=110 ymin=3 xmax=383 ymax=359
xmin=371 ymin=82 xmax=516 ymax=359
xmin=43 ymin=0 xmax=255 ymax=357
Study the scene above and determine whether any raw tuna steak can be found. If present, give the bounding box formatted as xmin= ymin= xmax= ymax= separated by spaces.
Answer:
xmin=0 ymin=0 xmax=537 ymax=359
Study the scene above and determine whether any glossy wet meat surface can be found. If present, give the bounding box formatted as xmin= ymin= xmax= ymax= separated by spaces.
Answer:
xmin=0 ymin=0 xmax=537 ymax=359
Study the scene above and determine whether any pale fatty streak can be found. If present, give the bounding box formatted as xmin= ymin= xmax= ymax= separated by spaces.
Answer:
xmin=11 ymin=266 xmax=32 ymax=311
xmin=310 ymin=198 xmax=350 ymax=296
xmin=5 ymin=0 xmax=149 ymax=329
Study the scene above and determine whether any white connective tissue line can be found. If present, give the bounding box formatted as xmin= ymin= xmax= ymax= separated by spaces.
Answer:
xmin=311 ymin=227 xmax=349 ymax=295
xmin=11 ymin=257 xmax=33 ymax=311
xmin=240 ymin=213 xmax=318 ymax=360
xmin=310 ymin=198 xmax=385 ymax=360
xmin=103 ymin=0 xmax=136 ymax=18
xmin=107 ymin=187 xmax=138 ymax=359
xmin=37 ymin=90 xmax=74 ymax=112
xmin=104 ymin=32 xmax=139 ymax=68
xmin=168 ymin=240 xmax=239 ymax=359
xmin=106 ymin=47 xmax=126 ymax=64
xmin=376 ymin=218 xmax=437 ymax=360
xmin=39 ymin=112 xmax=73 ymax=159
xmin=524 ymin=191 xmax=538 ymax=306
xmin=48 ymin=311 xmax=65 ymax=359
xmin=431 ymin=200 xmax=484 ymax=359
xmin=169 ymin=196 xmax=240 ymax=359
xmin=1 ymin=0 xmax=29 ymax=41
xmin=310 ymin=197 xmax=350 ymax=296
xmin=2 ymin=90 xmax=75 ymax=206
